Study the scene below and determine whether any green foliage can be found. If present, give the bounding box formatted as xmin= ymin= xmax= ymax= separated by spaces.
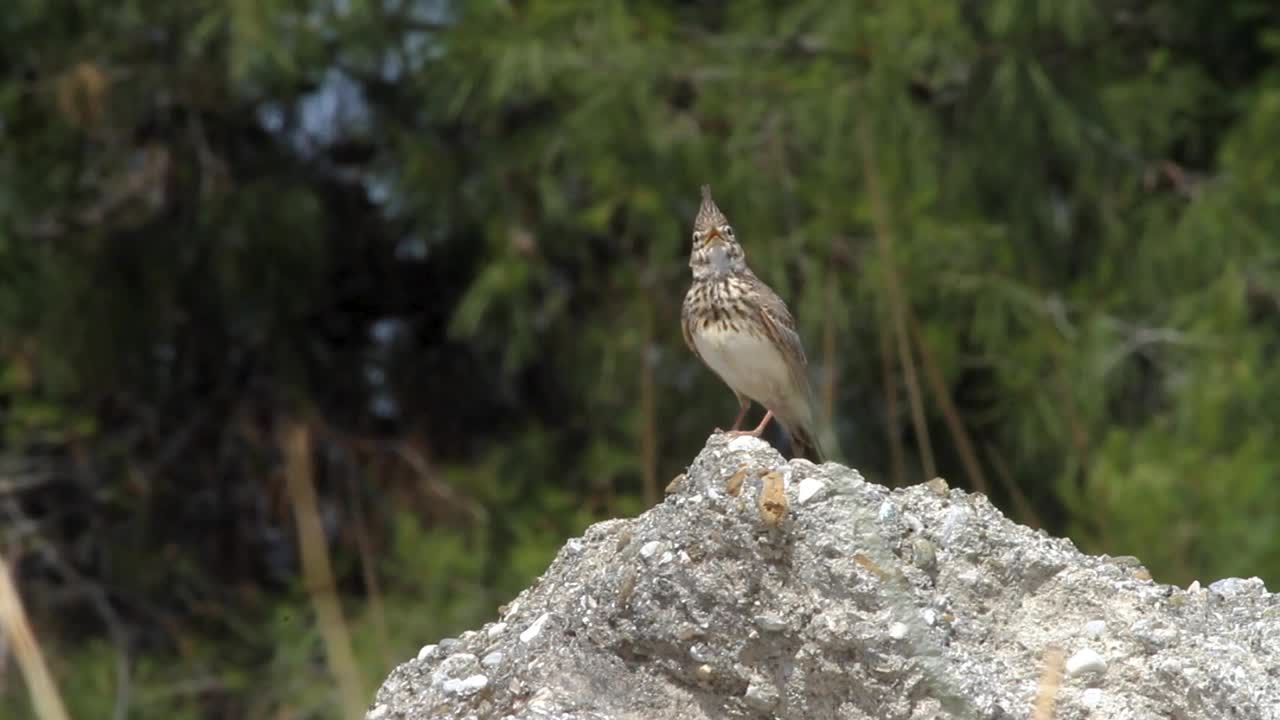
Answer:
xmin=3 ymin=0 xmax=1280 ymax=716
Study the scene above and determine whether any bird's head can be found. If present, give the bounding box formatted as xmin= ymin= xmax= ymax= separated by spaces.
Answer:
xmin=690 ymin=185 xmax=746 ymax=279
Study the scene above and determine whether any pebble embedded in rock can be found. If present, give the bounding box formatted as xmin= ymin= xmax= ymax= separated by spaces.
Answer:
xmin=756 ymin=613 xmax=787 ymax=631
xmin=416 ymin=644 xmax=437 ymax=661
xmin=743 ymin=680 xmax=779 ymax=710
xmin=1209 ymin=577 xmax=1266 ymax=597
xmin=888 ymin=622 xmax=909 ymax=639
xmin=1084 ymin=620 xmax=1106 ymax=637
xmin=1066 ymin=648 xmax=1107 ymax=677
xmin=1081 ymin=687 xmax=1103 ymax=708
xmin=940 ymin=506 xmax=972 ymax=543
xmin=912 ymin=538 xmax=937 ymax=571
xmin=441 ymin=674 xmax=489 ymax=697
xmin=367 ymin=703 xmax=388 ymax=719
xmin=486 ymin=622 xmax=508 ymax=638
xmin=520 ymin=612 xmax=551 ymax=644
xmin=797 ymin=477 xmax=825 ymax=504
xmin=639 ymin=540 xmax=661 ymax=559
xmin=481 ymin=651 xmax=504 ymax=668
xmin=728 ymin=435 xmax=767 ymax=452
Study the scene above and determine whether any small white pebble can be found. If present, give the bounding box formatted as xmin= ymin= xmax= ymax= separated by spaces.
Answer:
xmin=888 ymin=622 xmax=909 ymax=640
xmin=1081 ymin=688 xmax=1103 ymax=708
xmin=678 ymin=550 xmax=692 ymax=563
xmin=1187 ymin=580 xmax=1201 ymax=593
xmin=659 ymin=551 xmax=674 ymax=564
xmin=520 ymin=612 xmax=551 ymax=644
xmin=921 ymin=609 xmax=937 ymax=626
xmin=367 ymin=704 xmax=388 ymax=719
xmin=416 ymin=644 xmax=437 ymax=661
xmin=639 ymin=540 xmax=661 ymax=559
xmin=877 ymin=501 xmax=897 ymax=523
xmin=796 ymin=477 xmax=825 ymax=504
xmin=1066 ymin=648 xmax=1107 ymax=677
xmin=486 ymin=622 xmax=508 ymax=638
xmin=756 ymin=613 xmax=787 ymax=631
xmin=441 ymin=674 xmax=489 ymax=696
xmin=1084 ymin=620 xmax=1106 ymax=637
xmin=481 ymin=651 xmax=504 ymax=668
xmin=728 ymin=435 xmax=767 ymax=452
xmin=903 ymin=513 xmax=925 ymax=533
xmin=564 ymin=538 xmax=583 ymax=554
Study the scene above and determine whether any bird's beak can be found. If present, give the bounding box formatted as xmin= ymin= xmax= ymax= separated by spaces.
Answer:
xmin=704 ymin=227 xmax=720 ymax=242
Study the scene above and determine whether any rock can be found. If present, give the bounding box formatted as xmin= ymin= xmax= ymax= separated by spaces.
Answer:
xmin=1065 ymin=647 xmax=1107 ymax=677
xmin=372 ymin=434 xmax=1280 ymax=719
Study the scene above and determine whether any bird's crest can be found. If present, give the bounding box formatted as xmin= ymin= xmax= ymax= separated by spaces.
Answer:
xmin=694 ymin=184 xmax=728 ymax=232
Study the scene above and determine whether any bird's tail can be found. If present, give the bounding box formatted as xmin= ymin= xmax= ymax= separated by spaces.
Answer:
xmin=789 ymin=424 xmax=825 ymax=463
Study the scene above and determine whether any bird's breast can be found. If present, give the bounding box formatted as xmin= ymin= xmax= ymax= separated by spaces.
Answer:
xmin=691 ymin=321 xmax=793 ymax=408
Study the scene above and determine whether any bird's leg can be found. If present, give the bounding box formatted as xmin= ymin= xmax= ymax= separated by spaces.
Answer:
xmin=723 ymin=410 xmax=774 ymax=438
xmin=716 ymin=397 xmax=751 ymax=433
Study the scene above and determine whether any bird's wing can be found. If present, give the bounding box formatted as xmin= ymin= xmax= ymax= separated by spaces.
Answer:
xmin=680 ymin=291 xmax=703 ymax=363
xmin=752 ymin=277 xmax=808 ymax=368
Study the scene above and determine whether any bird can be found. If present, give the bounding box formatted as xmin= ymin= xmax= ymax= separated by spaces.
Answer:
xmin=681 ymin=185 xmax=825 ymax=462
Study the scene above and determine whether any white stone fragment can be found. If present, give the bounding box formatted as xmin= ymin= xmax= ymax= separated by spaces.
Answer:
xmin=481 ymin=651 xmax=504 ymax=668
xmin=1081 ymin=688 xmax=1103 ymax=708
xmin=367 ymin=704 xmax=388 ymax=719
xmin=756 ymin=613 xmax=787 ymax=631
xmin=1209 ymin=576 xmax=1266 ymax=596
xmin=416 ymin=644 xmax=437 ymax=661
xmin=564 ymin=538 xmax=583 ymax=554
xmin=797 ymin=477 xmax=825 ymax=504
xmin=921 ymin=608 xmax=937 ymax=626
xmin=486 ymin=622 xmax=508 ymax=638
xmin=639 ymin=540 xmax=661 ymax=558
xmin=441 ymin=674 xmax=489 ymax=696
xmin=659 ymin=551 xmax=674 ymax=564
xmin=1187 ymin=580 xmax=1201 ymax=593
xmin=728 ymin=435 xmax=767 ymax=452
xmin=888 ymin=622 xmax=909 ymax=639
xmin=1066 ymin=648 xmax=1107 ymax=677
xmin=1084 ymin=620 xmax=1106 ymax=637
xmin=520 ymin=612 xmax=551 ymax=644
xmin=877 ymin=500 xmax=896 ymax=523
xmin=903 ymin=513 xmax=925 ymax=533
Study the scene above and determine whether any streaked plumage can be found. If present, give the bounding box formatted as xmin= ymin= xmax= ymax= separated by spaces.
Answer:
xmin=681 ymin=185 xmax=824 ymax=462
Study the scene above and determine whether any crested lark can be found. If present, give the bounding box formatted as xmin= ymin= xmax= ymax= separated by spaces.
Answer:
xmin=681 ymin=185 xmax=825 ymax=462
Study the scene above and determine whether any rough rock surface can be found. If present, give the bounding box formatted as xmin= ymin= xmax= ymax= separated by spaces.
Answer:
xmin=370 ymin=434 xmax=1278 ymax=719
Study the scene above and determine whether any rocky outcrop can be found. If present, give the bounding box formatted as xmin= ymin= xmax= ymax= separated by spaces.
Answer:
xmin=370 ymin=434 xmax=1277 ymax=719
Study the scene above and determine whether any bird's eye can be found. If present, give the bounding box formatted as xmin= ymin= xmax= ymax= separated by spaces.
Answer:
xmin=723 ymin=225 xmax=734 ymax=237
xmin=692 ymin=231 xmax=701 ymax=243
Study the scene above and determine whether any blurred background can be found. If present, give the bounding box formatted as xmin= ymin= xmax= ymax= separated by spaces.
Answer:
xmin=3 ymin=0 xmax=1280 ymax=717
